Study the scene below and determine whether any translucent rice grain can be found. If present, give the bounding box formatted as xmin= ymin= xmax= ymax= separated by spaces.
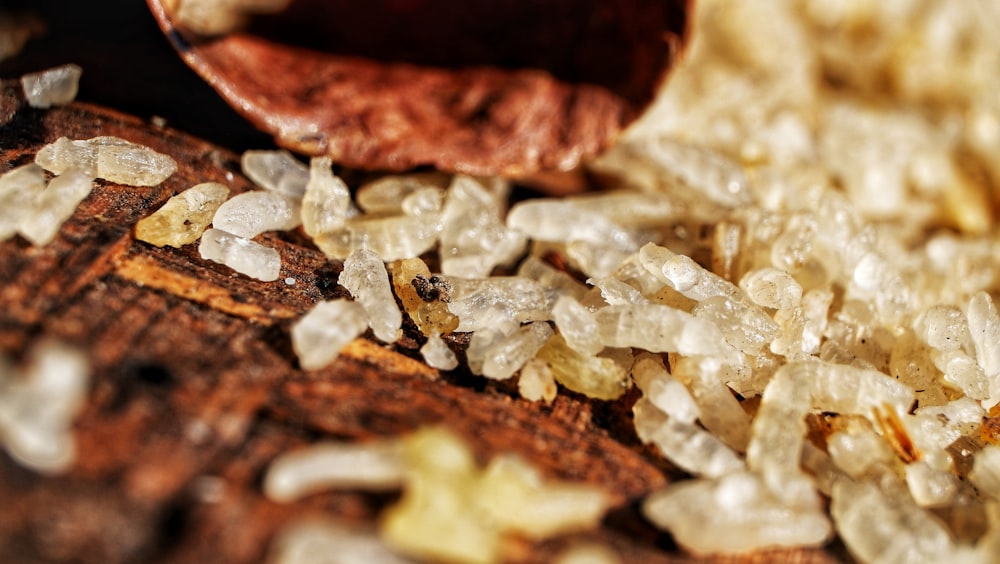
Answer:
xmin=212 ymin=190 xmax=301 ymax=239
xmin=339 ymin=248 xmax=402 ymax=343
xmin=902 ymin=401 xmax=983 ymax=482
xmin=747 ymin=361 xmax=915 ymax=482
xmin=420 ymin=333 xmax=458 ymax=372
xmin=819 ymin=103 xmax=928 ymax=218
xmin=18 ymin=168 xmax=94 ymax=246
xmin=631 ymin=353 xmax=699 ymax=423
xmin=21 ymin=64 xmax=82 ymax=109
xmin=446 ymin=276 xmax=552 ymax=332
xmin=967 ymin=292 xmax=1000 ymax=408
xmin=917 ymin=397 xmax=984 ymax=436
xmin=588 ymin=276 xmax=650 ymax=306
xmin=301 ymin=156 xmax=353 ymax=238
xmin=268 ymin=519 xmax=413 ymax=564
xmin=831 ymin=477 xmax=957 ymax=563
xmin=93 ymin=137 xmax=178 ymax=186
xmin=401 ymin=187 xmax=445 ymax=217
xmin=291 ymin=299 xmax=368 ymax=370
xmin=475 ymin=454 xmax=611 ymax=539
xmin=0 ymin=340 xmax=90 ymax=474
xmin=465 ymin=326 xmax=515 ymax=376
xmin=797 ymin=289 xmax=834 ymax=355
xmin=567 ymin=240 xmax=637 ymax=279
xmin=264 ymin=440 xmax=406 ymax=502
xmin=663 ymin=253 xmax=736 ymax=299
xmin=914 ymin=305 xmax=971 ymax=352
xmin=535 ymin=335 xmax=631 ymax=400
xmin=935 ymin=351 xmax=988 ymax=400
xmin=438 ymin=175 xmax=525 ymax=278
xmin=639 ymin=243 xmax=743 ymax=303
xmin=969 ymin=445 xmax=1000 ymax=498
xmin=904 ymin=459 xmax=958 ymax=507
xmin=313 ymin=213 xmax=440 ymax=262
xmin=198 ymin=228 xmax=281 ymax=281
xmin=601 ymin=252 xmax=669 ymax=301
xmin=356 ymin=172 xmax=449 ymax=214
xmin=739 ymin=267 xmax=803 ymax=310
xmin=632 ymin=137 xmax=754 ymax=208
xmin=826 ymin=427 xmax=897 ymax=480
xmin=851 ymin=252 xmax=889 ymax=291
xmin=551 ymin=295 xmax=603 ymax=356
xmin=594 ymin=304 xmax=740 ymax=361
xmin=241 ymin=149 xmax=309 ymax=197
xmin=643 ymin=472 xmax=830 ymax=554
xmin=35 ymin=136 xmax=177 ymax=186
xmin=481 ymin=321 xmax=553 ymax=381
xmin=517 ymin=256 xmax=588 ymax=302
xmin=713 ymin=220 xmax=742 ymax=282
xmin=518 ymin=358 xmax=557 ymax=403
xmin=0 ymin=163 xmax=46 ymax=240
xmin=693 ymin=296 xmax=779 ymax=355
xmin=380 ymin=427 xmax=500 ymax=564
xmin=558 ymin=191 xmax=678 ymax=228
xmin=34 ymin=137 xmax=92 ymax=175
xmin=507 ymin=199 xmax=639 ymax=251
xmin=380 ymin=426 xmax=612 ymax=563
xmin=633 ymin=398 xmax=745 ymax=478
xmin=886 ymin=327 xmax=952 ymax=409
xmin=135 ymin=182 xmax=230 ymax=248
xmin=672 ymin=356 xmax=751 ymax=451
xmin=768 ymin=215 xmax=826 ymax=282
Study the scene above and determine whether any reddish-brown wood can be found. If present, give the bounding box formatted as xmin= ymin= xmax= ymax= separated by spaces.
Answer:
xmin=146 ymin=0 xmax=691 ymax=179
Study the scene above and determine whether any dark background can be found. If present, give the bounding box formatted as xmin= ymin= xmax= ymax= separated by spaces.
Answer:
xmin=0 ymin=0 xmax=272 ymax=151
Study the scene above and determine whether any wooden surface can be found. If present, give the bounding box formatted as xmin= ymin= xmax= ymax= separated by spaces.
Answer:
xmin=0 ymin=87 xmax=851 ymax=564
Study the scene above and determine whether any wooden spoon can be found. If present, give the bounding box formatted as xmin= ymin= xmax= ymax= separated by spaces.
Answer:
xmin=146 ymin=0 xmax=691 ymax=181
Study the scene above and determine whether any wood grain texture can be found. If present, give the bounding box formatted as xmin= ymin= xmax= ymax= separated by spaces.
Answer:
xmin=0 ymin=89 xmax=852 ymax=563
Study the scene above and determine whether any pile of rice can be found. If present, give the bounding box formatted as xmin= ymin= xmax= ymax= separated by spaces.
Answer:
xmin=4 ymin=0 xmax=1000 ymax=562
